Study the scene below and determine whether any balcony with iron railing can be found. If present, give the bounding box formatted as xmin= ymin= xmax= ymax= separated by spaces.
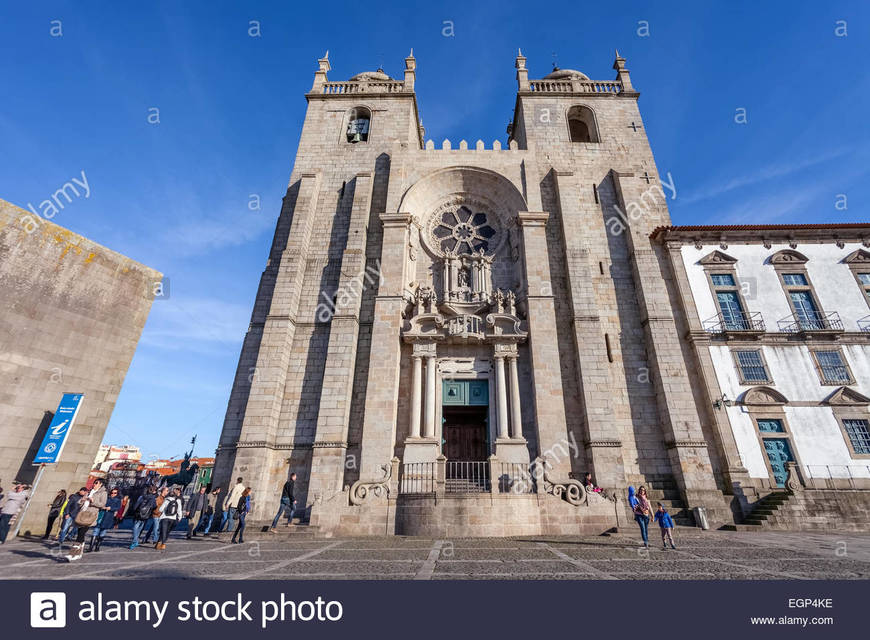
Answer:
xmin=703 ymin=311 xmax=766 ymax=335
xmin=858 ymin=315 xmax=870 ymax=332
xmin=777 ymin=311 xmax=844 ymax=334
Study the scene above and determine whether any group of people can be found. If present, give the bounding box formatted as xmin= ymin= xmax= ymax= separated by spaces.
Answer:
xmin=51 ymin=477 xmax=257 ymax=561
xmin=44 ymin=473 xmax=301 ymax=561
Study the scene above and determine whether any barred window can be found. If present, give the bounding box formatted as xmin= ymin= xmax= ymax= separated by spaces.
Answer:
xmin=843 ymin=419 xmax=870 ymax=455
xmin=814 ymin=350 xmax=851 ymax=384
xmin=735 ymin=350 xmax=770 ymax=383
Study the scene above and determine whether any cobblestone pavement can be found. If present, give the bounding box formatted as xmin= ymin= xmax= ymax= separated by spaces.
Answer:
xmin=1 ymin=528 xmax=868 ymax=580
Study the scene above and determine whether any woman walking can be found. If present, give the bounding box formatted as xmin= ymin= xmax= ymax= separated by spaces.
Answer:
xmin=632 ymin=485 xmax=653 ymax=548
xmin=90 ymin=487 xmax=122 ymax=551
xmin=155 ymin=487 xmax=184 ymax=550
xmin=42 ymin=490 xmax=66 ymax=539
xmin=65 ymin=479 xmax=107 ymax=562
xmin=230 ymin=488 xmax=251 ymax=544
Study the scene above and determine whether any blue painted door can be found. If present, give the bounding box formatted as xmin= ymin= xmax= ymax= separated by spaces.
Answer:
xmin=442 ymin=380 xmax=488 ymax=406
xmin=762 ymin=438 xmax=795 ymax=488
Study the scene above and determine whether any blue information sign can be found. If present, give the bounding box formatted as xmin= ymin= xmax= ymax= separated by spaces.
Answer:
xmin=33 ymin=393 xmax=84 ymax=464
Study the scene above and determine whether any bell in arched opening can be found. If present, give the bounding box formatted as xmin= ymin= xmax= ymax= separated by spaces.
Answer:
xmin=346 ymin=107 xmax=371 ymax=143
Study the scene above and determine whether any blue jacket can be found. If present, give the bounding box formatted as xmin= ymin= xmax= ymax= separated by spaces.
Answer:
xmin=627 ymin=486 xmax=638 ymax=510
xmin=654 ymin=510 xmax=675 ymax=528
xmin=97 ymin=495 xmax=122 ymax=527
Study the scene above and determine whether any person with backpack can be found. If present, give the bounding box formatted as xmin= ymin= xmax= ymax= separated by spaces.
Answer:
xmin=58 ymin=487 xmax=87 ymax=546
xmin=156 ymin=487 xmax=184 ymax=550
xmin=144 ymin=487 xmax=168 ymax=544
xmin=42 ymin=489 xmax=66 ymax=539
xmin=222 ymin=477 xmax=245 ymax=532
xmin=129 ymin=486 xmax=157 ymax=550
xmin=230 ymin=488 xmax=251 ymax=544
xmin=65 ymin=479 xmax=107 ymax=562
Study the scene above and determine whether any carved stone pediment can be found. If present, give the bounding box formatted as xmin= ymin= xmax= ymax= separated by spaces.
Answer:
xmin=824 ymin=386 xmax=870 ymax=406
xmin=698 ymin=250 xmax=737 ymax=265
xmin=843 ymin=248 xmax=870 ymax=264
xmin=769 ymin=249 xmax=809 ymax=265
xmin=741 ymin=386 xmax=788 ymax=406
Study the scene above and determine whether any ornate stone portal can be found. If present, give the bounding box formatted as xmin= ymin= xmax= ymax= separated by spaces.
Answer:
xmin=403 ymin=200 xmax=529 ymax=465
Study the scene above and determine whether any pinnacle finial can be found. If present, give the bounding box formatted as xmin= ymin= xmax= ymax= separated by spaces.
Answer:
xmin=518 ymin=47 xmax=523 ymax=57
xmin=409 ymin=47 xmax=414 ymax=57
xmin=615 ymin=48 xmax=620 ymax=58
xmin=324 ymin=50 xmax=329 ymax=59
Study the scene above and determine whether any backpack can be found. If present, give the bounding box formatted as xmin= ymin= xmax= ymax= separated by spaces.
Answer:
xmin=164 ymin=497 xmax=179 ymax=518
xmin=136 ymin=496 xmax=154 ymax=520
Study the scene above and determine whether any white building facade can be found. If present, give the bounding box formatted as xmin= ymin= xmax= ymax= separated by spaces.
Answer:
xmin=655 ymin=226 xmax=870 ymax=499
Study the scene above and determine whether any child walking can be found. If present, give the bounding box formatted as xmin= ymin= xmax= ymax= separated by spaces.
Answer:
xmin=654 ymin=502 xmax=677 ymax=550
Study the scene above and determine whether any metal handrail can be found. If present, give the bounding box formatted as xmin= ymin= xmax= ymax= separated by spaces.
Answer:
xmin=398 ymin=462 xmax=435 ymax=495
xmin=703 ymin=311 xmax=766 ymax=333
xmin=445 ymin=461 xmax=490 ymax=493
xmin=496 ymin=463 xmax=535 ymax=494
xmin=777 ymin=311 xmax=844 ymax=333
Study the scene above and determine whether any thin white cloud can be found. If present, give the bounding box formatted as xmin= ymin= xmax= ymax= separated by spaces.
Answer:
xmin=141 ymin=296 xmax=251 ymax=348
xmin=680 ymin=148 xmax=849 ymax=206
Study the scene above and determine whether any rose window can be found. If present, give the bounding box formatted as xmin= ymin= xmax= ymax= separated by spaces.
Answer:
xmin=431 ymin=206 xmax=497 ymax=255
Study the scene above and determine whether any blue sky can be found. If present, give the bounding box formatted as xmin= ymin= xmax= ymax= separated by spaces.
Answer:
xmin=1 ymin=1 xmax=868 ymax=461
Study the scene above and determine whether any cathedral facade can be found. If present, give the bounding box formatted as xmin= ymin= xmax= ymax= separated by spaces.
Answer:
xmin=212 ymin=51 xmax=870 ymax=536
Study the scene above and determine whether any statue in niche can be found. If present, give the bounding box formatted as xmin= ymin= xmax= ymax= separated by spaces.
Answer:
xmin=458 ymin=267 xmax=470 ymax=288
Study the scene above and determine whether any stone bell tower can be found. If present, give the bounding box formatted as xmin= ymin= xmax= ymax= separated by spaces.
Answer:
xmin=212 ymin=51 xmax=424 ymax=518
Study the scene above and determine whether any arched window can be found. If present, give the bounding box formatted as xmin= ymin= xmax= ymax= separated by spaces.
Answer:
xmin=567 ymin=105 xmax=599 ymax=143
xmin=346 ymin=107 xmax=371 ymax=143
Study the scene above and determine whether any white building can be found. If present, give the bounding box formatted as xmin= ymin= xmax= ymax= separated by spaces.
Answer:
xmin=654 ymin=225 xmax=870 ymax=501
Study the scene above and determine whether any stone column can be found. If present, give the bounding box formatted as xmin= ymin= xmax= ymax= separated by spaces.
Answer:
xmin=424 ymin=352 xmax=437 ymax=438
xmin=509 ymin=355 xmax=523 ymax=439
xmin=516 ymin=211 xmax=570 ymax=476
xmin=409 ymin=355 xmax=422 ymax=438
xmin=403 ymin=342 xmax=439 ymax=464
xmin=495 ymin=355 xmax=509 ymax=439
xmin=307 ymin=172 xmax=373 ymax=504
xmin=610 ymin=172 xmax=720 ymax=508
xmin=223 ymin=171 xmax=322 ymax=520
xmin=357 ymin=212 xmax=412 ymax=481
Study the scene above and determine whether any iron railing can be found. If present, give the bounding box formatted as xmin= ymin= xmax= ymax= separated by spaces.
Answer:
xmin=495 ymin=463 xmax=536 ymax=494
xmin=777 ymin=311 xmax=844 ymax=333
xmin=399 ymin=462 xmax=435 ymax=495
xmin=858 ymin=315 xmax=870 ymax=332
xmin=803 ymin=464 xmax=870 ymax=489
xmin=445 ymin=461 xmax=490 ymax=493
xmin=703 ymin=311 xmax=765 ymax=334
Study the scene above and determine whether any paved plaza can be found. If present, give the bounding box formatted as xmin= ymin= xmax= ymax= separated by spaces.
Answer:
xmin=1 ymin=528 xmax=869 ymax=580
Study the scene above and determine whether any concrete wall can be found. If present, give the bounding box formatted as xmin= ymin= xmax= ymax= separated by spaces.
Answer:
xmin=0 ymin=198 xmax=160 ymax=534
